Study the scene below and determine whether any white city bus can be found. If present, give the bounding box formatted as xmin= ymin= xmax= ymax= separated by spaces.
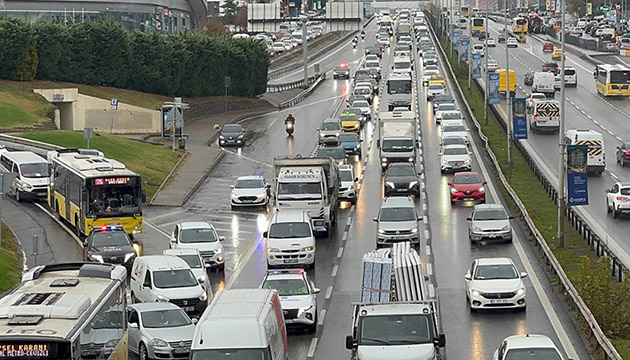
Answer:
xmin=0 ymin=263 xmax=128 ymax=360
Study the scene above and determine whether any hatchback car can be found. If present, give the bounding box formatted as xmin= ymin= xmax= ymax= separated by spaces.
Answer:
xmin=498 ymin=34 xmax=506 ymax=43
xmin=485 ymin=60 xmax=500 ymax=72
xmin=170 ymin=221 xmax=225 ymax=271
xmin=448 ymin=171 xmax=486 ymax=203
xmin=472 ymin=44 xmax=485 ymax=56
xmin=467 ymin=204 xmax=513 ymax=243
xmin=440 ymin=144 xmax=472 ymax=173
xmin=128 ymin=302 xmax=197 ymax=360
xmin=262 ymin=269 xmax=320 ymax=333
xmin=440 ymin=134 xmax=468 ymax=151
xmin=218 ymin=124 xmax=245 ymax=146
xmin=542 ymin=42 xmax=554 ymax=52
xmin=616 ymin=142 xmax=630 ymax=167
xmin=333 ymin=63 xmax=351 ymax=79
xmin=493 ymin=334 xmax=565 ymax=360
xmin=465 ymin=257 xmax=527 ymax=312
xmin=551 ymin=49 xmax=565 ymax=60
xmin=339 ymin=164 xmax=358 ymax=204
xmin=230 ymin=175 xmax=270 ymax=208
xmin=384 ymin=163 xmax=420 ymax=197
xmin=542 ymin=62 xmax=560 ymax=75
xmin=351 ymin=100 xmax=372 ymax=120
xmin=374 ymin=196 xmax=421 ymax=248
xmin=441 ymin=123 xmax=469 ymax=143
xmin=83 ymin=225 xmax=138 ymax=271
xmin=317 ymin=118 xmax=342 ymax=142
xmin=339 ymin=111 xmax=362 ymax=132
xmin=523 ymin=71 xmax=535 ymax=86
xmin=339 ymin=132 xmax=362 ymax=156
xmin=365 ymin=46 xmax=383 ymax=58
xmin=353 ymin=86 xmax=374 ymax=104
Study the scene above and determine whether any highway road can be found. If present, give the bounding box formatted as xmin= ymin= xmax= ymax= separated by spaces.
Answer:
xmin=467 ymin=17 xmax=630 ymax=263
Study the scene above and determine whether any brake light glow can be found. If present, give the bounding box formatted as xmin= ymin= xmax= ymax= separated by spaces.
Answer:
xmin=625 ymin=151 xmax=630 ymax=156
xmin=617 ymin=196 xmax=628 ymax=201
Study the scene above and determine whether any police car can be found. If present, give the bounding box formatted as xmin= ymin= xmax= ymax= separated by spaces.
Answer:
xmin=83 ymin=225 xmax=139 ymax=271
xmin=261 ymin=269 xmax=320 ymax=333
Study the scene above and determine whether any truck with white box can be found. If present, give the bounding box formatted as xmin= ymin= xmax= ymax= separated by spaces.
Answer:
xmin=378 ymin=111 xmax=419 ymax=171
xmin=272 ymin=156 xmax=339 ymax=235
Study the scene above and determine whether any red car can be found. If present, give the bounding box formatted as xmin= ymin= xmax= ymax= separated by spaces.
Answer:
xmin=542 ymin=42 xmax=554 ymax=52
xmin=448 ymin=172 xmax=486 ymax=203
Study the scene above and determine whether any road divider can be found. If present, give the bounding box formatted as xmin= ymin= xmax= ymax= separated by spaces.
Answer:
xmin=278 ymin=71 xmax=327 ymax=109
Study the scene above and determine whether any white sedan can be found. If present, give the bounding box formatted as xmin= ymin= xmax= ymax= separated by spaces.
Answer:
xmin=486 ymin=38 xmax=496 ymax=47
xmin=506 ymin=37 xmax=518 ymax=48
xmin=465 ymin=257 xmax=527 ymax=312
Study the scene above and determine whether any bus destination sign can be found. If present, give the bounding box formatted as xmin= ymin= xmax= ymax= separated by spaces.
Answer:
xmin=0 ymin=344 xmax=51 ymax=358
xmin=94 ymin=177 xmax=131 ymax=186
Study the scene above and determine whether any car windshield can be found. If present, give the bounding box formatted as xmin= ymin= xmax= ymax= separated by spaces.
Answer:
xmin=444 ymin=125 xmax=466 ymax=132
xmin=379 ymin=207 xmax=416 ymax=222
xmin=268 ymin=222 xmax=311 ymax=238
xmin=394 ymin=61 xmax=411 ymax=69
xmin=317 ymin=147 xmax=345 ymax=159
xmin=473 ymin=208 xmax=508 ymax=220
xmin=359 ymin=314 xmax=433 ymax=345
xmin=388 ymin=79 xmax=412 ymax=94
xmin=428 ymin=84 xmax=443 ymax=90
xmin=474 ymin=264 xmax=518 ymax=280
xmin=387 ymin=165 xmax=416 ymax=176
xmin=443 ymin=112 xmax=462 ymax=120
xmin=321 ymin=122 xmax=340 ymax=130
xmin=19 ymin=163 xmax=50 ymax=178
xmin=153 ymin=269 xmax=198 ymax=289
xmin=141 ymin=309 xmax=191 ymax=329
xmin=177 ymin=254 xmax=203 ymax=269
xmin=223 ymin=125 xmax=242 ymax=133
xmin=180 ymin=228 xmax=218 ymax=243
xmin=439 ymin=104 xmax=457 ymax=111
xmin=352 ymin=101 xmax=369 ymax=108
xmin=443 ymin=137 xmax=466 ymax=146
xmin=91 ymin=231 xmax=130 ymax=247
xmin=263 ymin=278 xmax=309 ymax=296
xmin=365 ymin=62 xmax=379 ymax=68
xmin=454 ymin=174 xmax=481 ymax=184
xmin=340 ymin=170 xmax=354 ymax=182
xmin=340 ymin=114 xmax=359 ymax=122
xmin=504 ymin=348 xmax=562 ymax=360
xmin=339 ymin=133 xmax=359 ymax=142
xmin=443 ymin=147 xmax=468 ymax=155
xmin=235 ymin=179 xmax=264 ymax=189
xmin=382 ymin=139 xmax=414 ymax=152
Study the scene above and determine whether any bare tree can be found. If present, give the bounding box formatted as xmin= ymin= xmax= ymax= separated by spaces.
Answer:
xmin=203 ymin=17 xmax=228 ymax=35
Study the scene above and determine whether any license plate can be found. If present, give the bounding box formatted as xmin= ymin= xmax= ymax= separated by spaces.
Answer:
xmin=490 ymin=299 xmax=507 ymax=304
xmin=396 ymin=189 xmax=407 ymax=192
xmin=182 ymin=306 xmax=194 ymax=312
xmin=284 ymin=259 xmax=299 ymax=264
xmin=285 ymin=319 xmax=294 ymax=324
xmin=391 ymin=236 xmax=406 ymax=240
xmin=464 ymin=198 xmax=475 ymax=201
xmin=488 ymin=234 xmax=497 ymax=238
xmin=173 ymin=348 xmax=190 ymax=354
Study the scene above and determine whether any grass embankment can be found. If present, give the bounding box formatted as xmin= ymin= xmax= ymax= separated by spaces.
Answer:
xmin=18 ymin=131 xmax=181 ymax=201
xmin=0 ymin=81 xmax=55 ymax=129
xmin=438 ymin=34 xmax=630 ymax=357
xmin=0 ymin=223 xmax=23 ymax=293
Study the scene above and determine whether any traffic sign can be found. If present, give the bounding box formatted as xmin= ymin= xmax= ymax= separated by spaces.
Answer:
xmin=110 ymin=98 xmax=118 ymax=110
xmin=587 ymin=2 xmax=592 ymax=15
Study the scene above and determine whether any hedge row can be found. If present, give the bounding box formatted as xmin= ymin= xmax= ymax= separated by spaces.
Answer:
xmin=0 ymin=17 xmax=270 ymax=97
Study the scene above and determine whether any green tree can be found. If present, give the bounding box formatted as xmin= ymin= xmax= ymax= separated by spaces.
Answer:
xmin=14 ymin=38 xmax=38 ymax=81
xmin=34 ymin=21 xmax=68 ymax=80
xmin=221 ymin=0 xmax=239 ymax=24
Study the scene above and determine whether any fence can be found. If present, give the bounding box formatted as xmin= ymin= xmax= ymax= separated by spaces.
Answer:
xmin=427 ymin=11 xmax=623 ymax=360
xmin=266 ymin=74 xmax=318 ymax=93
xmin=277 ymin=72 xmax=326 ymax=109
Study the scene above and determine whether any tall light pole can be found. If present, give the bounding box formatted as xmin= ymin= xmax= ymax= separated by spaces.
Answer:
xmin=302 ymin=16 xmax=308 ymax=88
xmin=557 ymin=0 xmax=566 ymax=247
xmin=468 ymin=6 xmax=473 ymax=91
xmin=505 ymin=2 xmax=513 ymax=172
xmin=484 ymin=0 xmax=489 ymax=123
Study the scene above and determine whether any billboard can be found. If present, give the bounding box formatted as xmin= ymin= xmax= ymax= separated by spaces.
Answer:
xmin=488 ymin=72 xmax=500 ymax=104
xmin=512 ymin=98 xmax=528 ymax=139
xmin=472 ymin=53 xmax=482 ymax=79
xmin=567 ymin=145 xmax=589 ymax=206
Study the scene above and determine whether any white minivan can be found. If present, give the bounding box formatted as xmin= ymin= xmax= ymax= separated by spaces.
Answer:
xmin=265 ymin=210 xmax=315 ymax=269
xmin=563 ymin=67 xmax=577 ymax=87
xmin=0 ymin=149 xmax=50 ymax=202
xmin=130 ymin=255 xmax=209 ymax=317
xmin=291 ymin=31 xmax=304 ymax=46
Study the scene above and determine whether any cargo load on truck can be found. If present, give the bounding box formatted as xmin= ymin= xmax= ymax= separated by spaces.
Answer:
xmin=378 ymin=111 xmax=418 ymax=171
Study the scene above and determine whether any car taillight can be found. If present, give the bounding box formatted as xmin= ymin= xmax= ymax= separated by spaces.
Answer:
xmin=533 ymin=115 xmax=538 ymax=122
xmin=625 ymin=151 xmax=630 ymax=156
xmin=617 ymin=196 xmax=628 ymax=201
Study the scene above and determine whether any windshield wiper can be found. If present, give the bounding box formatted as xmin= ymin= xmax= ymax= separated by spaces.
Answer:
xmin=361 ymin=338 xmax=390 ymax=345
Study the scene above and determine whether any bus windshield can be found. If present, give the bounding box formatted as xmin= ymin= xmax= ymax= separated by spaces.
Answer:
xmin=610 ymin=70 xmax=630 ymax=84
xmin=88 ymin=176 xmax=141 ymax=217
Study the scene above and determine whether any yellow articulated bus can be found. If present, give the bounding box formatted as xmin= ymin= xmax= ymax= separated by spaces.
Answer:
xmin=595 ymin=64 xmax=630 ymax=97
xmin=48 ymin=148 xmax=144 ymax=237
xmin=512 ymin=17 xmax=528 ymax=33
xmin=471 ymin=17 xmax=486 ymax=37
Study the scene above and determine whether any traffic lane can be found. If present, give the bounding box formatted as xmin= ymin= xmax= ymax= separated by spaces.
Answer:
xmin=269 ymin=20 xmax=380 ymax=84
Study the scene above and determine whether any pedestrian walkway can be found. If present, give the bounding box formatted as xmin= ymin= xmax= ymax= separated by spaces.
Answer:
xmin=261 ymin=88 xmax=304 ymax=107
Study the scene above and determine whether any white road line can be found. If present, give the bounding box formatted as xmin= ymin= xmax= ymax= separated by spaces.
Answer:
xmin=221 ymin=148 xmax=273 ymax=167
xmin=325 ymin=285 xmax=333 ymax=299
xmin=425 ymin=245 xmax=431 ymax=256
xmin=143 ymin=219 xmax=171 ymax=238
xmin=428 ymin=283 xmax=436 ymax=298
xmin=611 ymin=172 xmax=619 ymax=179
xmin=422 ymin=203 xmax=427 ymax=212
xmin=346 ymin=217 xmax=352 ymax=226
xmin=331 ymin=264 xmax=339 ymax=277
xmin=427 ymin=263 xmax=433 ymax=275
xmin=337 ymin=247 xmax=344 ymax=258
xmin=424 ymin=229 xmax=430 ymax=240
xmin=318 ymin=310 xmax=326 ymax=326
xmin=225 ymin=234 xmax=262 ymax=289
xmin=148 ymin=209 xmax=186 ymax=221
xmin=307 ymin=337 xmax=318 ymax=358
xmin=33 ymin=203 xmax=83 ymax=246
xmin=468 ymin=119 xmax=579 ymax=360
xmin=342 ymin=232 xmax=348 ymax=241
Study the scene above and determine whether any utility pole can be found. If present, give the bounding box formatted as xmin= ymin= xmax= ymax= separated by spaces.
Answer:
xmin=302 ymin=16 xmax=309 ymax=88
xmin=484 ymin=0 xmax=489 ymax=124
xmin=505 ymin=2 xmax=513 ymax=172
xmin=557 ymin=0 xmax=566 ymax=248
xmin=469 ymin=5 xmax=473 ymax=91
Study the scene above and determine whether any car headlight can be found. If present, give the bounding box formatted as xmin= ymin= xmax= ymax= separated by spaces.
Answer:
xmin=219 ymin=135 xmax=225 ymax=139
xmin=199 ymin=292 xmax=208 ymax=301
xmin=105 ymin=339 xmax=119 ymax=349
xmin=335 ymin=132 xmax=340 ymax=137
xmin=298 ymin=305 xmax=314 ymax=317
xmin=464 ymin=158 xmax=471 ymax=164
xmin=410 ymin=228 xmax=418 ymax=233
xmin=237 ymin=134 xmax=244 ymax=139
xmin=89 ymin=254 xmax=104 ymax=263
xmin=501 ymin=225 xmax=511 ymax=231
xmin=268 ymin=247 xmax=280 ymax=253
xmin=473 ymin=226 xmax=483 ymax=232
xmin=386 ymin=181 xmax=395 ymax=188
xmin=408 ymin=157 xmax=414 ymax=162
xmin=471 ymin=290 xmax=480 ymax=297
xmin=231 ymin=192 xmax=238 ymax=199
xmin=256 ymin=192 xmax=267 ymax=199
xmin=214 ymin=246 xmax=223 ymax=254
xmin=150 ymin=338 xmax=169 ymax=348
xmin=302 ymin=246 xmax=314 ymax=252
xmin=378 ymin=228 xmax=385 ymax=234
xmin=408 ymin=181 xmax=418 ymax=188
xmin=124 ymin=252 xmax=135 ymax=262
xmin=516 ymin=287 xmax=526 ymax=296
xmin=478 ymin=186 xmax=485 ymax=193
xmin=450 ymin=187 xmax=458 ymax=194
xmin=156 ymin=294 xmax=170 ymax=302
xmin=382 ymin=158 xmax=388 ymax=163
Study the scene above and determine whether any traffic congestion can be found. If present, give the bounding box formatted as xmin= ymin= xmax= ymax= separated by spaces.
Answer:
xmin=0 ymin=3 xmax=605 ymax=360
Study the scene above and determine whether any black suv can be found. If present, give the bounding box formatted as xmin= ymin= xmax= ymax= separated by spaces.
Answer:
xmin=83 ymin=225 xmax=138 ymax=272
xmin=384 ymin=163 xmax=421 ymax=197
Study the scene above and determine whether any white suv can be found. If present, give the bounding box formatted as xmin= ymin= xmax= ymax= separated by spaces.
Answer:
xmin=606 ymin=182 xmax=630 ymax=219
xmin=261 ymin=269 xmax=320 ymax=333
xmin=170 ymin=221 xmax=225 ymax=271
xmin=265 ymin=210 xmax=316 ymax=269
xmin=493 ymin=334 xmax=568 ymax=360
xmin=465 ymin=257 xmax=527 ymax=312
xmin=338 ymin=164 xmax=358 ymax=204
xmin=440 ymin=144 xmax=472 ymax=173
xmin=230 ymin=175 xmax=270 ymax=208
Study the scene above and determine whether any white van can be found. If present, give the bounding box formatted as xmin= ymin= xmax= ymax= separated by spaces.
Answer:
xmin=264 ymin=210 xmax=315 ymax=269
xmin=130 ymin=255 xmax=208 ymax=317
xmin=0 ymin=150 xmax=50 ymax=202
xmin=563 ymin=67 xmax=577 ymax=86
xmin=528 ymin=99 xmax=560 ymax=133
xmin=291 ymin=31 xmax=304 ymax=46
xmin=163 ymin=248 xmax=213 ymax=299
xmin=532 ymin=71 xmax=556 ymax=97
xmin=565 ymin=129 xmax=606 ymax=176
xmin=170 ymin=221 xmax=225 ymax=271
xmin=191 ymin=289 xmax=288 ymax=360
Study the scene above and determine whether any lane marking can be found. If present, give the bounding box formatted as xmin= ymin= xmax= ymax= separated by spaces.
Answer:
xmin=221 ymin=149 xmax=273 ymax=167
xmin=225 ymin=233 xmax=262 ymax=289
xmin=143 ymin=219 xmax=171 ymax=238
xmin=342 ymin=232 xmax=348 ymax=241
xmin=425 ymin=245 xmax=431 ymax=256
xmin=337 ymin=247 xmax=344 ymax=258
xmin=318 ymin=310 xmax=326 ymax=326
xmin=346 ymin=217 xmax=352 ymax=226
xmin=428 ymin=283 xmax=435 ymax=298
xmin=307 ymin=337 xmax=318 ymax=358
xmin=424 ymin=229 xmax=430 ymax=240
xmin=325 ymin=285 xmax=333 ymax=299
xmin=148 ymin=209 xmax=186 ymax=221
xmin=331 ymin=264 xmax=339 ymax=277
xmin=427 ymin=263 xmax=433 ymax=275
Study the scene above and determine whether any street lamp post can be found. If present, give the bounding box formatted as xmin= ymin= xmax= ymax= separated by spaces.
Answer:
xmin=484 ymin=0 xmax=489 ymax=124
xmin=505 ymin=3 xmax=513 ymax=172
xmin=302 ymin=16 xmax=309 ymax=88
xmin=557 ymin=0 xmax=567 ymax=247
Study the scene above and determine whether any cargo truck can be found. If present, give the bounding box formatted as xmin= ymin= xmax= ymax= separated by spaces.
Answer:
xmin=497 ymin=69 xmax=516 ymax=97
xmin=272 ymin=156 xmax=339 ymax=235
xmin=378 ymin=111 xmax=419 ymax=171
xmin=345 ymin=242 xmax=446 ymax=360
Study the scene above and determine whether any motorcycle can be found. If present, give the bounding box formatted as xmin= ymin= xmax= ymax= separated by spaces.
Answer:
xmin=361 ymin=33 xmax=365 ymax=40
xmin=285 ymin=121 xmax=295 ymax=135
xmin=352 ymin=41 xmax=357 ymax=49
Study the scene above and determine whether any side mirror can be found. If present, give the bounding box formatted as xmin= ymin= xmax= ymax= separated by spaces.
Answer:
xmin=129 ymin=322 xmax=139 ymax=329
xmin=464 ymin=273 xmax=471 ymax=280
xmin=372 ymin=217 xmax=378 ymax=222
xmin=345 ymin=335 xmax=357 ymax=350
xmin=354 ymin=178 xmax=359 ymax=182
xmin=230 ymin=185 xmax=234 ymax=189
xmin=198 ymin=278 xmax=205 ymax=283
xmin=359 ymin=139 xmax=364 ymax=142
xmin=313 ymin=287 xmax=321 ymax=294
xmin=520 ymin=272 xmax=528 ymax=278
xmin=466 ymin=217 xmax=472 ymax=221
xmin=192 ymin=318 xmax=198 ymax=325
xmin=83 ymin=239 xmax=88 ymax=246
xmin=509 ymin=216 xmax=515 ymax=220
xmin=435 ymin=334 xmax=446 ymax=348
xmin=219 ymin=236 xmax=225 ymax=241
xmin=447 ymin=181 xmax=452 ymax=186
xmin=263 ymin=231 xmax=269 ymax=238
xmin=143 ymin=283 xmax=152 ymax=289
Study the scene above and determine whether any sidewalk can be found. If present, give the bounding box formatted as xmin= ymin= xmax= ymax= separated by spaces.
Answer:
xmin=260 ymin=88 xmax=304 ymax=107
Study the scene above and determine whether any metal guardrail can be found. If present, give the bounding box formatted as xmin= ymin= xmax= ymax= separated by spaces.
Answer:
xmin=427 ymin=12 xmax=623 ymax=360
xmin=0 ymin=134 xmax=60 ymax=157
xmin=277 ymin=72 xmax=326 ymax=109
xmin=266 ymin=74 xmax=318 ymax=93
